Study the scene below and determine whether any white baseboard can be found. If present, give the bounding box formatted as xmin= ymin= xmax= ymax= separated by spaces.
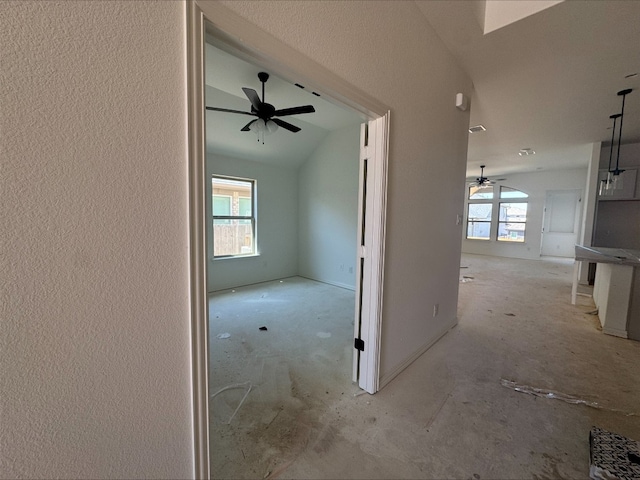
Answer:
xmin=603 ymin=327 xmax=628 ymax=338
xmin=299 ymin=275 xmax=356 ymax=291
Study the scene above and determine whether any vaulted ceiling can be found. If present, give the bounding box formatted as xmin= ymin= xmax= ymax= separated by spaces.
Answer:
xmin=204 ymin=42 xmax=364 ymax=168
xmin=205 ymin=1 xmax=640 ymax=180
xmin=415 ymin=0 xmax=640 ymax=178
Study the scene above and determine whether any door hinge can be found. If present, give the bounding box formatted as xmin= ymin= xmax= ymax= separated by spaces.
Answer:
xmin=354 ymin=338 xmax=365 ymax=351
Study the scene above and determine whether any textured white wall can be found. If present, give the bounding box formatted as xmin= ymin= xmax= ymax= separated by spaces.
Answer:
xmin=206 ymin=154 xmax=298 ymax=291
xmin=298 ymin=125 xmax=361 ymax=290
xmin=1 ymin=1 xmax=193 ymax=478
xmin=217 ymin=0 xmax=473 ymax=380
xmin=462 ymin=167 xmax=589 ymax=259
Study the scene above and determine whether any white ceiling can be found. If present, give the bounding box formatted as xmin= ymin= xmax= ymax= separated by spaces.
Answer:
xmin=204 ymin=42 xmax=364 ymax=168
xmin=415 ymin=0 xmax=640 ymax=179
xmin=205 ymin=2 xmax=640 ymax=179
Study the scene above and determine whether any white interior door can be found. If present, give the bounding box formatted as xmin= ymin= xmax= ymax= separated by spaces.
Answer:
xmin=541 ymin=189 xmax=582 ymax=257
xmin=353 ymin=114 xmax=389 ymax=394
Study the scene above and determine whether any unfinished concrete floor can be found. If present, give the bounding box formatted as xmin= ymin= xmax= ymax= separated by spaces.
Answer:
xmin=208 ymin=255 xmax=640 ymax=479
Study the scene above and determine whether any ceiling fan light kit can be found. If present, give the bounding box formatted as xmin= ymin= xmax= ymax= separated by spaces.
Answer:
xmin=205 ymin=71 xmax=316 ymax=144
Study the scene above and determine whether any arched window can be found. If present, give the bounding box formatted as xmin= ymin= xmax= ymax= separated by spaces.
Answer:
xmin=466 ymin=185 xmax=528 ymax=242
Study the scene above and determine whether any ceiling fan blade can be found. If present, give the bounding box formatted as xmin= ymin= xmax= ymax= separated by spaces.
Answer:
xmin=274 ymin=105 xmax=316 ymax=117
xmin=271 ymin=118 xmax=301 ymax=133
xmin=242 ymin=88 xmax=262 ymax=111
xmin=240 ymin=119 xmax=258 ymax=132
xmin=206 ymin=106 xmax=256 ymax=116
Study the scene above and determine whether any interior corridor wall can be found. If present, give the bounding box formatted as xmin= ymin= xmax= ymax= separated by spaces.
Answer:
xmin=216 ymin=0 xmax=473 ymax=385
xmin=207 ymin=153 xmax=298 ymax=291
xmin=462 ymin=167 xmax=589 ymax=259
xmin=298 ymin=125 xmax=361 ymax=290
xmin=2 ymin=2 xmax=193 ymax=478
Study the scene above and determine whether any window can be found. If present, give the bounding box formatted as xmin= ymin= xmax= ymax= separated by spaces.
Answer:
xmin=467 ymin=203 xmax=492 ymax=240
xmin=469 ymin=185 xmax=494 ymax=200
xmin=497 ymin=202 xmax=527 ymax=242
xmin=466 ymin=184 xmax=528 ymax=242
xmin=500 ymin=186 xmax=528 ymax=199
xmin=213 ymin=195 xmax=231 ymax=224
xmin=212 ymin=176 xmax=256 ymax=257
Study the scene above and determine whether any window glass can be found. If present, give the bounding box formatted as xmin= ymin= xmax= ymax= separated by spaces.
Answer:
xmin=469 ymin=185 xmax=494 ymax=199
xmin=499 ymin=202 xmax=527 ymax=222
xmin=497 ymin=202 xmax=527 ymax=242
xmin=212 ymin=176 xmax=256 ymax=257
xmin=213 ymin=195 xmax=231 ymax=215
xmin=467 ymin=222 xmax=491 ymax=240
xmin=500 ymin=186 xmax=528 ymax=199
xmin=238 ymin=196 xmax=252 ymax=216
xmin=466 ymin=203 xmax=492 ymax=240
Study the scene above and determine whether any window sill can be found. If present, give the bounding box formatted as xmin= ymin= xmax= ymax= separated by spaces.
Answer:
xmin=211 ymin=253 xmax=260 ymax=262
xmin=465 ymin=238 xmax=527 ymax=244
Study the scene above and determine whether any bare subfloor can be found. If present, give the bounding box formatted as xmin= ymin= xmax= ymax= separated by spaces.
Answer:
xmin=209 ymin=255 xmax=640 ymax=479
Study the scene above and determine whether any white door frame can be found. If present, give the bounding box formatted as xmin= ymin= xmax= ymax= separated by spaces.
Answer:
xmin=353 ymin=116 xmax=389 ymax=394
xmin=187 ymin=2 xmax=390 ymax=478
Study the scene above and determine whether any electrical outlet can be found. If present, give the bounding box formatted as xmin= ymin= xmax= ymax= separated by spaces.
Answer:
xmin=433 ymin=303 xmax=439 ymax=317
xmin=456 ymin=214 xmax=462 ymax=225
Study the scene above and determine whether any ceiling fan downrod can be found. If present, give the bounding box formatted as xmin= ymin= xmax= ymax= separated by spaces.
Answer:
xmin=258 ymin=72 xmax=269 ymax=103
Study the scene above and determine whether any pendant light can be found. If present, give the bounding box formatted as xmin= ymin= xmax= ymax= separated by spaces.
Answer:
xmin=611 ymin=88 xmax=633 ymax=191
xmin=600 ymin=113 xmax=621 ymax=196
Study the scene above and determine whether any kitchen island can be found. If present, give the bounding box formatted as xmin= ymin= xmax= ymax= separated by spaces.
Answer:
xmin=573 ymin=246 xmax=640 ymax=339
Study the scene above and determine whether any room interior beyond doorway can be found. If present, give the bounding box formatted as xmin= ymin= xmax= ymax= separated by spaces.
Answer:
xmin=208 ymin=277 xmax=357 ymax=479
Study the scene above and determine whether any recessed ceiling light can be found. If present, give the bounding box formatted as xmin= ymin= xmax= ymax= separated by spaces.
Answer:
xmin=518 ymin=148 xmax=535 ymax=156
xmin=469 ymin=125 xmax=486 ymax=133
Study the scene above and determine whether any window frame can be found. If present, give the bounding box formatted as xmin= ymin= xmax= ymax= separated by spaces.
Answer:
xmin=466 ymin=201 xmax=493 ymax=241
xmin=465 ymin=184 xmax=529 ymax=243
xmin=496 ymin=201 xmax=528 ymax=243
xmin=211 ymin=175 xmax=257 ymax=258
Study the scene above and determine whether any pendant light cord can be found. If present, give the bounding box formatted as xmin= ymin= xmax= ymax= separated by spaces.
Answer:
xmin=608 ymin=114 xmax=618 ymax=174
xmin=614 ymin=89 xmax=632 ymax=174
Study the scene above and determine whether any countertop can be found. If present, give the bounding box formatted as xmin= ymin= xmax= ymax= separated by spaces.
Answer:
xmin=575 ymin=246 xmax=640 ymax=266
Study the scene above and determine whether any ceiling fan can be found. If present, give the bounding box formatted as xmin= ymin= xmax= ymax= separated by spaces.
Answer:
xmin=206 ymin=71 xmax=315 ymax=137
xmin=469 ymin=165 xmax=494 ymax=188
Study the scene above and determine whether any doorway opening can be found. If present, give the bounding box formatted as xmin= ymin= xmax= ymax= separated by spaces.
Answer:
xmin=187 ymin=3 xmax=390 ymax=478
xmin=204 ymin=38 xmax=364 ymax=477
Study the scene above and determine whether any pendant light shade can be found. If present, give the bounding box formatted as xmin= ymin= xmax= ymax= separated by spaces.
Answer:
xmin=249 ymin=118 xmax=279 ymax=143
xmin=600 ymin=113 xmax=621 ymax=196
